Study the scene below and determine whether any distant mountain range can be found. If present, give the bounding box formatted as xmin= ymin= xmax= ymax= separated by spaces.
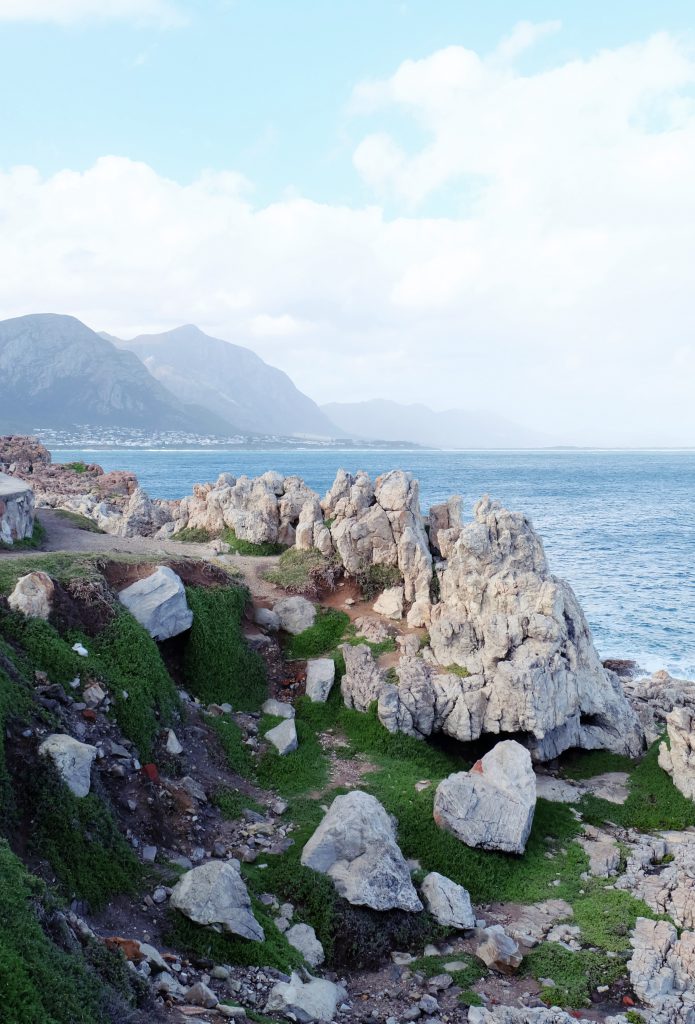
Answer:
xmin=322 ymin=399 xmax=550 ymax=449
xmin=110 ymin=324 xmax=337 ymax=438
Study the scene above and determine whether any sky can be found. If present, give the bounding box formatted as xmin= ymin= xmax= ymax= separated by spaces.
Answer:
xmin=1 ymin=1 xmax=695 ymax=446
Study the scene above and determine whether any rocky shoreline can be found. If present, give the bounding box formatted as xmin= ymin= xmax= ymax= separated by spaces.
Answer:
xmin=1 ymin=435 xmax=695 ymax=1024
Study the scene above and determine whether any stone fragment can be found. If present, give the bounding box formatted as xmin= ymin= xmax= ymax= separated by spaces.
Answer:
xmin=628 ymin=916 xmax=695 ymax=1022
xmin=420 ymin=872 xmax=474 ymax=930
xmin=373 ymin=585 xmax=405 ymax=620
xmin=38 ymin=733 xmax=97 ymax=797
xmin=475 ymin=925 xmax=522 ymax=973
xmin=305 ymin=659 xmax=336 ymax=703
xmin=266 ymin=972 xmax=347 ymax=1023
xmin=170 ymin=860 xmax=264 ymax=941
xmin=578 ymin=827 xmax=620 ymax=877
xmin=254 ymin=607 xmax=280 ymax=631
xmin=265 ymin=718 xmax=298 ymax=755
xmin=262 ymin=699 xmax=295 ymax=719
xmin=8 ymin=571 xmax=55 ymax=619
xmin=185 ymin=982 xmax=218 ymax=1008
xmin=434 ymin=741 xmax=536 ymax=854
xmin=165 ymin=729 xmax=183 ymax=755
xmin=285 ymin=923 xmax=325 ymax=967
xmin=301 ymin=790 xmax=422 ymax=912
xmin=273 ymin=596 xmax=316 ymax=635
xmin=118 ymin=566 xmax=193 ymax=641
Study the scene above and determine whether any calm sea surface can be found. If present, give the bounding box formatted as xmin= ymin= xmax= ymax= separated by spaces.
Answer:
xmin=53 ymin=448 xmax=695 ymax=678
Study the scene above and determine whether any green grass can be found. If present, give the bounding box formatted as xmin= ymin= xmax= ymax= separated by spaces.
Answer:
xmin=65 ymin=461 xmax=89 ymax=474
xmin=573 ymin=883 xmax=658 ymax=952
xmin=221 ymin=528 xmax=286 ymax=556
xmin=184 ymin=585 xmax=268 ymax=711
xmin=560 ymin=748 xmax=636 ymax=780
xmin=210 ymin=717 xmax=257 ymax=777
xmin=440 ymin=664 xmax=470 ymax=678
xmin=264 ymin=547 xmax=336 ymax=593
xmin=27 ymin=768 xmax=143 ymax=909
xmin=355 ymin=563 xmax=402 ymax=600
xmin=284 ymin=608 xmax=350 ymax=660
xmin=172 ymin=526 xmax=212 ymax=542
xmin=0 ymin=650 xmax=32 ymax=825
xmin=0 ymin=841 xmax=143 ymax=1024
xmin=256 ymin=716 xmax=329 ymax=796
xmin=0 ymin=519 xmax=46 ymax=551
xmin=52 ymin=510 xmax=105 ymax=533
xmin=410 ymin=953 xmax=485 ymax=1003
xmin=524 ymin=944 xmax=627 ymax=1008
xmin=213 ymin=788 xmax=264 ymax=819
xmin=579 ymin=741 xmax=695 ymax=831
xmin=344 ymin=623 xmax=397 ymax=657
xmin=0 ymin=552 xmax=138 ymax=597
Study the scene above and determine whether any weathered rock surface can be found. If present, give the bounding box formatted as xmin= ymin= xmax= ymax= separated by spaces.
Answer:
xmin=659 ymin=707 xmax=695 ymax=800
xmin=273 ymin=596 xmax=316 ymax=635
xmin=373 ymin=585 xmax=404 ymax=620
xmin=428 ymin=497 xmax=643 ymax=761
xmin=625 ymin=669 xmax=695 ymax=746
xmin=475 ymin=925 xmax=523 ymax=973
xmin=506 ymin=899 xmax=573 ymax=948
xmin=628 ymin=916 xmax=695 ymax=1022
xmin=265 ymin=718 xmax=298 ymax=755
xmin=266 ymin=972 xmax=346 ymax=1023
xmin=285 ymin=923 xmax=325 ymax=967
xmin=616 ymin=830 xmax=695 ymax=929
xmin=0 ymin=471 xmax=34 ymax=545
xmin=170 ymin=860 xmax=264 ymax=941
xmin=118 ymin=566 xmax=193 ymax=641
xmin=262 ymin=699 xmax=295 ymax=719
xmin=434 ymin=741 xmax=536 ymax=854
xmin=340 ymin=644 xmax=388 ymax=714
xmin=578 ymin=826 xmax=620 ymax=877
xmin=38 ymin=734 xmax=97 ymax=798
xmin=305 ymin=659 xmax=336 ymax=703
xmin=8 ymin=571 xmax=55 ymax=619
xmin=300 ymin=790 xmax=422 ymax=912
xmin=255 ymin=607 xmax=280 ymax=631
xmin=468 ymin=1008 xmax=599 ymax=1024
xmin=420 ymin=872 xmax=474 ymax=929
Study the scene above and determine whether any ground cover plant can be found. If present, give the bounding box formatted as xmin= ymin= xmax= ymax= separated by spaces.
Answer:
xmin=264 ymin=547 xmax=340 ymax=596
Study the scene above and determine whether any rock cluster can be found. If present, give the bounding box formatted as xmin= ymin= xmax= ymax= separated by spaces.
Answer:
xmin=628 ymin=916 xmax=695 ymax=1022
xmin=0 ymin=471 xmax=34 ymax=545
xmin=658 ymin=707 xmax=695 ymax=799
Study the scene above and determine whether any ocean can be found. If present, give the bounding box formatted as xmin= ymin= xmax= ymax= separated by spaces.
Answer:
xmin=53 ymin=448 xmax=695 ymax=679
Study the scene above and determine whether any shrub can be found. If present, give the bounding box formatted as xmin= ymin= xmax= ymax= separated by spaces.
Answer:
xmin=523 ymin=944 xmax=627 ymax=1008
xmin=284 ymin=609 xmax=350 ymax=660
xmin=184 ymin=586 xmax=267 ymax=711
xmin=65 ymin=461 xmax=88 ymax=474
xmin=221 ymin=529 xmax=285 ymax=556
xmin=355 ymin=563 xmax=402 ymax=600
xmin=0 ymin=519 xmax=46 ymax=551
xmin=264 ymin=548 xmax=341 ymax=597
xmin=172 ymin=526 xmax=212 ymax=542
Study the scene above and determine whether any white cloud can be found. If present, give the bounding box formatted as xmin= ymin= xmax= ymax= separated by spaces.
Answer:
xmin=0 ymin=0 xmax=185 ymax=26
xmin=492 ymin=20 xmax=562 ymax=62
xmin=2 ymin=29 xmax=695 ymax=445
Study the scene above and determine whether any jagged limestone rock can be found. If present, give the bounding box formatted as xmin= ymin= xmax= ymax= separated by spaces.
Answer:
xmin=301 ymin=790 xmax=422 ymax=912
xmin=118 ymin=566 xmax=193 ymax=641
xmin=659 ymin=707 xmax=695 ymax=800
xmin=628 ymin=917 xmax=695 ymax=1022
xmin=170 ymin=860 xmax=264 ymax=941
xmin=266 ymin=972 xmax=347 ymax=1023
xmin=420 ymin=872 xmax=474 ymax=929
xmin=38 ymin=734 xmax=97 ymax=798
xmin=8 ymin=571 xmax=55 ymax=619
xmin=305 ymin=658 xmax=336 ymax=703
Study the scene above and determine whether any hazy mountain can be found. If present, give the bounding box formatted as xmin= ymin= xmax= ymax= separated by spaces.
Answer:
xmin=321 ymin=399 xmax=551 ymax=449
xmin=0 ymin=313 xmax=232 ymax=435
xmin=113 ymin=325 xmax=339 ymax=438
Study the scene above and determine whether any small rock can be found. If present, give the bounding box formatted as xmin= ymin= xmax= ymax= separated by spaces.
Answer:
xmin=262 ymin=699 xmax=295 ymax=719
xmin=285 ymin=923 xmax=325 ymax=967
xmin=265 ymin=718 xmax=298 ymax=755
xmin=165 ymin=729 xmax=183 ymax=756
xmin=185 ymin=981 xmax=218 ymax=1008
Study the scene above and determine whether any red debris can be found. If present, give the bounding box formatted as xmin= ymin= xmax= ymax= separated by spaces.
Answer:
xmin=141 ymin=763 xmax=160 ymax=783
xmin=82 ymin=708 xmax=97 ymax=722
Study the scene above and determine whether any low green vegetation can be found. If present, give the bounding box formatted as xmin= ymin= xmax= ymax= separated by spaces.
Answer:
xmin=210 ymin=717 xmax=256 ymax=777
xmin=579 ymin=741 xmax=695 ymax=831
xmin=264 ymin=547 xmax=338 ymax=595
xmin=184 ymin=585 xmax=267 ymax=711
xmin=65 ymin=461 xmax=88 ymax=474
xmin=560 ymin=748 xmax=636 ymax=780
xmin=53 ymin=510 xmax=105 ymax=533
xmin=172 ymin=525 xmax=213 ymax=542
xmin=440 ymin=663 xmax=470 ymax=678
xmin=572 ymin=883 xmax=657 ymax=952
xmin=524 ymin=944 xmax=626 ymax=1008
xmin=0 ymin=519 xmax=46 ymax=551
xmin=355 ymin=563 xmax=402 ymax=600
xmin=284 ymin=608 xmax=350 ymax=660
xmin=0 ymin=841 xmax=143 ymax=1024
xmin=344 ymin=622 xmax=397 ymax=656
xmin=221 ymin=528 xmax=285 ymax=556
xmin=410 ymin=953 xmax=485 ymax=1005
xmin=213 ymin=787 xmax=263 ymax=819
xmin=256 ymin=715 xmax=329 ymax=797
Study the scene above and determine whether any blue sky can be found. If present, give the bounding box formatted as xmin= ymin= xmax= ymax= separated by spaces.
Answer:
xmin=1 ymin=1 xmax=695 ymax=444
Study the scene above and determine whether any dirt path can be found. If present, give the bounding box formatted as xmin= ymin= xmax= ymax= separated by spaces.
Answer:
xmin=0 ymin=509 xmax=283 ymax=603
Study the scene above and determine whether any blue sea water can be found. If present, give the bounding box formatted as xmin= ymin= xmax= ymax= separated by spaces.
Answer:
xmin=53 ymin=448 xmax=695 ymax=679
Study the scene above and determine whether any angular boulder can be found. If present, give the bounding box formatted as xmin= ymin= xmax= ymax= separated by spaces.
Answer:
xmin=420 ymin=871 xmax=475 ymax=930
xmin=265 ymin=718 xmax=298 ymax=755
xmin=628 ymin=917 xmax=695 ymax=1021
xmin=475 ymin=924 xmax=523 ymax=973
xmin=285 ymin=923 xmax=325 ymax=967
xmin=273 ymin=596 xmax=316 ymax=635
xmin=0 ymin=472 xmax=34 ymax=545
xmin=266 ymin=972 xmax=347 ymax=1023
xmin=39 ymin=734 xmax=97 ymax=798
xmin=434 ymin=740 xmax=536 ymax=854
xmin=118 ymin=566 xmax=193 ymax=641
xmin=373 ymin=585 xmax=405 ymax=620
xmin=262 ymin=698 xmax=295 ymax=719
xmin=8 ymin=571 xmax=55 ymax=620
xmin=305 ymin=658 xmax=336 ymax=703
xmin=170 ymin=860 xmax=264 ymax=941
xmin=658 ymin=707 xmax=695 ymax=800
xmin=301 ymin=790 xmax=422 ymax=912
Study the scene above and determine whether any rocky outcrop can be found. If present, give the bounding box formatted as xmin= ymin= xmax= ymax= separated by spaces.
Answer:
xmin=170 ymin=860 xmax=264 ymax=941
xmin=8 ymin=571 xmax=55 ymax=619
xmin=467 ymin=1009 xmax=603 ymax=1024
xmin=420 ymin=872 xmax=474 ymax=929
xmin=39 ymin=734 xmax=97 ymax=798
xmin=428 ymin=497 xmax=643 ymax=761
xmin=616 ymin=830 xmax=695 ymax=930
xmin=300 ymin=790 xmax=422 ymax=912
xmin=628 ymin=917 xmax=695 ymax=1023
xmin=433 ymin=741 xmax=536 ymax=854
xmin=625 ymin=669 xmax=695 ymax=746
xmin=0 ymin=472 xmax=34 ymax=545
xmin=659 ymin=708 xmax=695 ymax=800
xmin=373 ymin=585 xmax=404 ymax=620
xmin=118 ymin=566 xmax=193 ymax=641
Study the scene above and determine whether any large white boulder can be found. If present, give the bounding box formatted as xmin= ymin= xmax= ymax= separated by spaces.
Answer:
xmin=305 ymin=658 xmax=336 ymax=703
xmin=301 ymin=790 xmax=422 ymax=912
xmin=420 ymin=872 xmax=475 ymax=929
xmin=273 ymin=596 xmax=316 ymax=635
xmin=434 ymin=740 xmax=536 ymax=854
xmin=658 ymin=707 xmax=695 ymax=800
xmin=428 ymin=497 xmax=643 ymax=761
xmin=285 ymin=923 xmax=325 ymax=967
xmin=170 ymin=860 xmax=264 ymax=941
xmin=373 ymin=585 xmax=404 ymax=620
xmin=266 ymin=972 xmax=347 ymax=1023
xmin=0 ymin=473 xmax=34 ymax=545
xmin=118 ymin=566 xmax=193 ymax=641
xmin=8 ymin=571 xmax=55 ymax=620
xmin=39 ymin=734 xmax=97 ymax=798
